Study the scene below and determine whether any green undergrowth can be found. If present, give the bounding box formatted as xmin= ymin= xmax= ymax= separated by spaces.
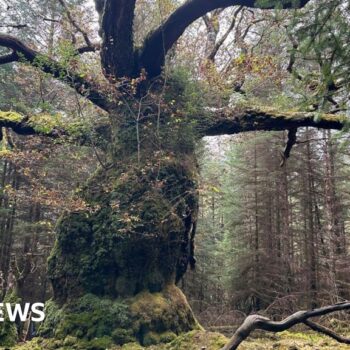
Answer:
xmin=4 ymin=330 xmax=350 ymax=350
xmin=237 ymin=330 xmax=350 ymax=350
xmin=2 ymin=331 xmax=226 ymax=350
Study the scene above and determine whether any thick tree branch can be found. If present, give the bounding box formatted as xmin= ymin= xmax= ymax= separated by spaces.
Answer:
xmin=0 ymin=50 xmax=19 ymax=64
xmin=138 ymin=0 xmax=311 ymax=78
xmin=95 ymin=0 xmax=136 ymax=79
xmin=0 ymin=111 xmax=77 ymax=139
xmin=199 ymin=107 xmax=345 ymax=137
xmin=0 ymin=34 xmax=110 ymax=111
xmin=76 ymin=43 xmax=101 ymax=54
xmin=221 ymin=301 xmax=350 ymax=350
xmin=0 ymin=23 xmax=27 ymax=29
xmin=0 ymin=111 xmax=109 ymax=146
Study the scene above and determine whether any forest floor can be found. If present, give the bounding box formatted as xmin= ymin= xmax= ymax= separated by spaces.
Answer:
xmin=4 ymin=330 xmax=350 ymax=350
xmin=220 ymin=330 xmax=350 ymax=350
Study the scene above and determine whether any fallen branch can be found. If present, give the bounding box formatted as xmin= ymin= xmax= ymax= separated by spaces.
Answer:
xmin=221 ymin=301 xmax=350 ymax=350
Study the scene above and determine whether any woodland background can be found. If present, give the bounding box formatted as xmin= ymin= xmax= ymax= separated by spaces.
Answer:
xmin=0 ymin=0 xmax=350 ymax=345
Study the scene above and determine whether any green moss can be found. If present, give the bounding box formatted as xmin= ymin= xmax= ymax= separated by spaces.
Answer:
xmin=39 ymin=294 xmax=131 ymax=341
xmin=65 ymin=121 xmax=89 ymax=138
xmin=0 ymin=150 xmax=12 ymax=157
xmin=141 ymin=331 xmax=177 ymax=346
xmin=0 ymin=111 xmax=23 ymax=123
xmin=254 ymin=106 xmax=346 ymax=123
xmin=159 ymin=331 xmax=177 ymax=343
xmin=63 ymin=335 xmax=78 ymax=346
xmin=4 ymin=336 xmax=114 ymax=350
xmin=130 ymin=284 xmax=199 ymax=344
xmin=37 ymin=286 xmax=198 ymax=347
xmin=112 ymin=328 xmax=136 ymax=345
xmin=7 ymin=329 xmax=350 ymax=350
xmin=0 ymin=291 xmax=20 ymax=347
xmin=28 ymin=114 xmax=63 ymax=134
xmin=142 ymin=332 xmax=160 ymax=346
xmin=83 ymin=336 xmax=114 ymax=350
xmin=49 ymin=153 xmax=198 ymax=300
xmin=120 ymin=343 xmax=144 ymax=350
xmin=38 ymin=299 xmax=63 ymax=337
xmin=165 ymin=330 xmax=227 ymax=350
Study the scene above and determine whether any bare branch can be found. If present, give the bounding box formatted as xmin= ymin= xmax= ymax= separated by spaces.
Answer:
xmin=207 ymin=6 xmax=244 ymax=62
xmin=280 ymin=127 xmax=298 ymax=167
xmin=221 ymin=301 xmax=350 ymax=350
xmin=139 ymin=0 xmax=311 ymax=78
xmin=286 ymin=30 xmax=303 ymax=80
xmin=203 ymin=9 xmax=224 ymax=57
xmin=40 ymin=16 xmax=61 ymax=23
xmin=58 ymin=0 xmax=93 ymax=48
xmin=0 ymin=23 xmax=27 ymax=29
xmin=0 ymin=34 xmax=110 ymax=111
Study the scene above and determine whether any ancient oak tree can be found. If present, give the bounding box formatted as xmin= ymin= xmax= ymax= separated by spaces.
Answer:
xmin=0 ymin=0 xmax=346 ymax=347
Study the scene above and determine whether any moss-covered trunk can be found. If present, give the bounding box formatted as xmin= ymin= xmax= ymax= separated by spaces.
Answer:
xmin=42 ymin=85 xmax=201 ymax=346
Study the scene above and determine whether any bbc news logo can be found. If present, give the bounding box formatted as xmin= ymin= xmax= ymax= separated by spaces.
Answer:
xmin=0 ymin=303 xmax=45 ymax=322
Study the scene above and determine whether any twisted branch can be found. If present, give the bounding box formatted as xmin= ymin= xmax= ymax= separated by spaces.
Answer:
xmin=222 ymin=301 xmax=350 ymax=350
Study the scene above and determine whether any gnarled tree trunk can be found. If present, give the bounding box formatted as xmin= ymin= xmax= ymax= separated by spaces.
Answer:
xmin=43 ymin=85 xmax=201 ymax=346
